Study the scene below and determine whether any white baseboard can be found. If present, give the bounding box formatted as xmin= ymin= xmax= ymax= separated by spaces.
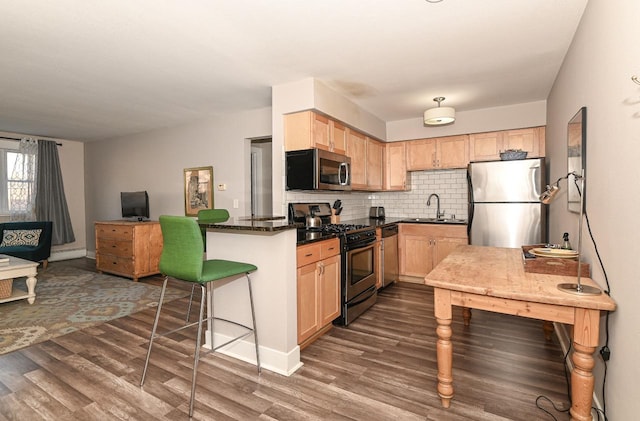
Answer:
xmin=554 ymin=322 xmax=604 ymax=417
xmin=49 ymin=248 xmax=88 ymax=262
xmin=205 ymin=331 xmax=303 ymax=376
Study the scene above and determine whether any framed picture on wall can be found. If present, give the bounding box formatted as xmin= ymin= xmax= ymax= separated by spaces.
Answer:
xmin=184 ymin=166 xmax=213 ymax=216
xmin=567 ymin=107 xmax=586 ymax=214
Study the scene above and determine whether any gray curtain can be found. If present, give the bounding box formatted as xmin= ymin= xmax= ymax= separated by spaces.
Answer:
xmin=35 ymin=140 xmax=75 ymax=245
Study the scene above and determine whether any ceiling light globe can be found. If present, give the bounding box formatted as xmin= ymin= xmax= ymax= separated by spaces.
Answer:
xmin=424 ymin=107 xmax=456 ymax=125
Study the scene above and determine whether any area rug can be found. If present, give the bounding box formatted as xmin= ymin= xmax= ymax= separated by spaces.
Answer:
xmin=0 ymin=265 xmax=188 ymax=355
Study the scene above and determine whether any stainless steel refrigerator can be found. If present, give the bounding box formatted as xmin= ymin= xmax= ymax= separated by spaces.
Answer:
xmin=468 ymin=158 xmax=547 ymax=248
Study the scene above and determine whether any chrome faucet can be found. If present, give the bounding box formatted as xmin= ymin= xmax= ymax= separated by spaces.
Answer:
xmin=427 ymin=193 xmax=445 ymax=219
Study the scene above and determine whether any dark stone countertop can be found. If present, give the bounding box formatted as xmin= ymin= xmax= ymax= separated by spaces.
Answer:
xmin=344 ymin=217 xmax=406 ymax=228
xmin=343 ymin=217 xmax=468 ymax=228
xmin=199 ymin=217 xmax=299 ymax=233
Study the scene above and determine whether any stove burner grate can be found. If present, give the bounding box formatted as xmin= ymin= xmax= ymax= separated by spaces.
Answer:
xmin=308 ymin=223 xmax=368 ymax=234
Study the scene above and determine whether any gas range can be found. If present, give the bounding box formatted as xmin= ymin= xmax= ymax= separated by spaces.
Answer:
xmin=289 ymin=202 xmax=375 ymax=240
xmin=289 ymin=202 xmax=378 ymax=326
xmin=309 ymin=223 xmax=368 ymax=233
xmin=308 ymin=222 xmax=372 ymax=236
xmin=304 ymin=223 xmax=376 ymax=247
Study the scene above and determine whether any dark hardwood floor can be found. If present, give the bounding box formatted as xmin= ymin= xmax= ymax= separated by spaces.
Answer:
xmin=0 ymin=258 xmax=571 ymax=420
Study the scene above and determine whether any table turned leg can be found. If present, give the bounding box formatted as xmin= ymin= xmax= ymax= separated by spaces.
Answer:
xmin=25 ymin=275 xmax=37 ymax=304
xmin=570 ymin=342 xmax=596 ymax=421
xmin=436 ymin=317 xmax=454 ymax=407
xmin=570 ymin=308 xmax=600 ymax=421
xmin=433 ymin=288 xmax=454 ymax=408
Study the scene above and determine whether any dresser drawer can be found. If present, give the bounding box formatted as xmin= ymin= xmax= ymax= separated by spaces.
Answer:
xmin=96 ymin=255 xmax=134 ymax=275
xmin=97 ymin=238 xmax=134 ymax=258
xmin=96 ymin=224 xmax=134 ymax=240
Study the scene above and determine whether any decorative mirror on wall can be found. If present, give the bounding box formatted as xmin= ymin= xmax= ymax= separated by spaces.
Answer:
xmin=567 ymin=107 xmax=586 ymax=213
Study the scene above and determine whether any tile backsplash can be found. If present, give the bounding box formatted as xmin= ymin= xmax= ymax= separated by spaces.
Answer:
xmin=285 ymin=168 xmax=469 ymax=221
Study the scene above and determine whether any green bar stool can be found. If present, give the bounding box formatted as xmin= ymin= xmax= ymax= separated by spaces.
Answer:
xmin=186 ymin=209 xmax=231 ymax=320
xmin=140 ymin=215 xmax=260 ymax=418
xmin=197 ymin=208 xmax=230 ymax=223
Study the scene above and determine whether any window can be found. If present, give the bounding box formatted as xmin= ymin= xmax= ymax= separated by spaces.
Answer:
xmin=0 ymin=148 xmax=36 ymax=216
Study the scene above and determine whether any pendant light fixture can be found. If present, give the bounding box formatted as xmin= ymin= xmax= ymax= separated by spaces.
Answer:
xmin=424 ymin=97 xmax=455 ymax=126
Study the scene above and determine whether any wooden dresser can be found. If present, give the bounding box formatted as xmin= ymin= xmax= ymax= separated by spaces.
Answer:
xmin=95 ymin=220 xmax=163 ymax=281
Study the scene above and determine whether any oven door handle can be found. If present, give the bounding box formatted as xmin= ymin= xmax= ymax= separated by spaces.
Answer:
xmin=346 ymin=241 xmax=375 ymax=252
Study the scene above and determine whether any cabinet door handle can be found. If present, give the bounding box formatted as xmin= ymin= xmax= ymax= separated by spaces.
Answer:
xmin=305 ymin=253 xmax=313 ymax=257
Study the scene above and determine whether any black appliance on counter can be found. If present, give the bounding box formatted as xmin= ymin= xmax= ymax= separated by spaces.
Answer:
xmin=289 ymin=203 xmax=377 ymax=325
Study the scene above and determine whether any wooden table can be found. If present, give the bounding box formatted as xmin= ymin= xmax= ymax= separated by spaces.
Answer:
xmin=0 ymin=255 xmax=38 ymax=305
xmin=424 ymin=245 xmax=616 ymax=421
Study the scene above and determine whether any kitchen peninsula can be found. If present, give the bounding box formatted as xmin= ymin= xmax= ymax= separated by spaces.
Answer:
xmin=199 ymin=217 xmax=301 ymax=375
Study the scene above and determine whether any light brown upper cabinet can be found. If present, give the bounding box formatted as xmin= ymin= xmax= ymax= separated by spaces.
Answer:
xmin=347 ymin=128 xmax=367 ymax=189
xmin=469 ymin=127 xmax=545 ymax=162
xmin=330 ymin=120 xmax=348 ymax=155
xmin=347 ymin=131 xmax=384 ymax=191
xmin=406 ymin=135 xmax=469 ymax=171
xmin=385 ymin=141 xmax=410 ymax=191
xmin=284 ymin=110 xmax=347 ymax=155
xmin=468 ymin=131 xmax=502 ymax=162
xmin=503 ymin=127 xmax=545 ymax=158
xmin=366 ymin=138 xmax=384 ymax=191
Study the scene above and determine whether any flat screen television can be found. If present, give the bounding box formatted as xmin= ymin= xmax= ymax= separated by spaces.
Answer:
xmin=121 ymin=191 xmax=149 ymax=221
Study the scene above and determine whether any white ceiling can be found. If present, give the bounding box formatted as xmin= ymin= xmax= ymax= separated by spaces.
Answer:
xmin=0 ymin=0 xmax=588 ymax=142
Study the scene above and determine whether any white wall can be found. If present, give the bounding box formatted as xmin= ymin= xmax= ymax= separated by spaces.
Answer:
xmin=387 ymin=100 xmax=547 ymax=141
xmin=0 ymin=131 xmax=86 ymax=260
xmin=546 ymin=0 xmax=639 ymax=417
xmin=84 ymin=108 xmax=272 ymax=253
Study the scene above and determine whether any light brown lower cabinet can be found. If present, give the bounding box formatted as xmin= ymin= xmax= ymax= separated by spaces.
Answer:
xmin=398 ymin=224 xmax=467 ymax=279
xmin=297 ymin=238 xmax=341 ymax=348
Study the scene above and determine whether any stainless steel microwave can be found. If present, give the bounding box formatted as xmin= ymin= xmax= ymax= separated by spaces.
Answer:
xmin=286 ymin=148 xmax=351 ymax=191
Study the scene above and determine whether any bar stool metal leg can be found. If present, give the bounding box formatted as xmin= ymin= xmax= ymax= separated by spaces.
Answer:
xmin=186 ymin=283 xmax=196 ymax=322
xmin=141 ymin=276 xmax=169 ymax=386
xmin=247 ymin=273 xmax=261 ymax=373
xmin=189 ymin=283 xmax=207 ymax=418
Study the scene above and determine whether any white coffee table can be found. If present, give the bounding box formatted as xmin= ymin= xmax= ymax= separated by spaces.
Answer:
xmin=0 ymin=255 xmax=39 ymax=304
